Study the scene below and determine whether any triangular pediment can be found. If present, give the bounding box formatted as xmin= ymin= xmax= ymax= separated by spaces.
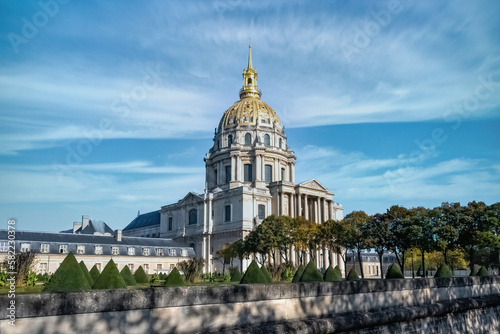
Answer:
xmin=179 ymin=192 xmax=203 ymax=205
xmin=298 ymin=179 xmax=329 ymax=192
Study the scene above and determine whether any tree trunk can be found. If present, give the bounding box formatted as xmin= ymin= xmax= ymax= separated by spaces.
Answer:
xmin=357 ymin=249 xmax=364 ymax=279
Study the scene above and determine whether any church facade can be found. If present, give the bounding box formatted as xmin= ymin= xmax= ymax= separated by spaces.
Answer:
xmin=124 ymin=47 xmax=343 ymax=273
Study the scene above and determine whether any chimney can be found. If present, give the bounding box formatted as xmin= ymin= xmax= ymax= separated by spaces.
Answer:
xmin=115 ymin=229 xmax=123 ymax=242
xmin=82 ymin=215 xmax=90 ymax=230
xmin=73 ymin=221 xmax=82 ymax=233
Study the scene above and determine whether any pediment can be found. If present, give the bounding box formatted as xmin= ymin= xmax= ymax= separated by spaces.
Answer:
xmin=298 ymin=179 xmax=329 ymax=192
xmin=179 ymin=192 xmax=203 ymax=205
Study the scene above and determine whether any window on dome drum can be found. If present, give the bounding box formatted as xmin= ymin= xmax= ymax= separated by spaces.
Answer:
xmin=59 ymin=244 xmax=68 ymax=254
xmin=112 ymin=246 xmax=119 ymax=255
xmin=264 ymin=134 xmax=270 ymax=147
xmin=225 ymin=205 xmax=231 ymax=222
xmin=168 ymin=217 xmax=173 ymax=231
xmin=214 ymin=169 xmax=218 ymax=185
xmin=228 ymin=135 xmax=233 ymax=147
xmin=225 ymin=165 xmax=231 ymax=184
xmin=281 ymin=168 xmax=285 ymax=181
xmin=95 ymin=246 xmax=103 ymax=255
xmin=21 ymin=243 xmax=30 ymax=252
xmin=258 ymin=204 xmax=265 ymax=220
xmin=245 ymin=133 xmax=251 ymax=145
xmin=189 ymin=209 xmax=197 ymax=225
xmin=244 ymin=164 xmax=253 ymax=182
xmin=265 ymin=165 xmax=272 ymax=183
xmin=77 ymin=245 xmax=85 ymax=254
xmin=169 ymin=248 xmax=176 ymax=256
xmin=128 ymin=247 xmax=135 ymax=256
xmin=143 ymin=247 xmax=150 ymax=256
xmin=217 ymin=140 xmax=220 ymax=150
xmin=156 ymin=248 xmax=164 ymax=256
xmin=279 ymin=138 xmax=282 ymax=149
xmin=40 ymin=243 xmax=50 ymax=253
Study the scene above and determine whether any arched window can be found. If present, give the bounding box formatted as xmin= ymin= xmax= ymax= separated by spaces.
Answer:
xmin=265 ymin=165 xmax=272 ymax=183
xmin=189 ymin=209 xmax=197 ymax=225
xmin=245 ymin=133 xmax=252 ymax=146
xmin=279 ymin=138 xmax=282 ymax=149
xmin=228 ymin=135 xmax=233 ymax=147
xmin=248 ymin=78 xmax=252 ymax=85
xmin=258 ymin=204 xmax=265 ymax=220
xmin=264 ymin=134 xmax=270 ymax=147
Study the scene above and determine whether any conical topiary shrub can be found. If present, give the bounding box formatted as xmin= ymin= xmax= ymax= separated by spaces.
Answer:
xmin=299 ymin=261 xmax=324 ymax=282
xmin=164 ymin=267 xmax=185 ymax=286
xmin=324 ymin=265 xmax=342 ymax=282
xmin=230 ymin=268 xmax=242 ymax=282
xmin=434 ymin=264 xmax=453 ymax=278
xmin=79 ymin=261 xmax=94 ymax=286
xmin=261 ymin=265 xmax=273 ymax=283
xmin=476 ymin=266 xmax=489 ymax=277
xmin=347 ymin=268 xmax=360 ymax=281
xmin=120 ymin=265 xmax=137 ymax=286
xmin=92 ymin=260 xmax=127 ymax=289
xmin=470 ymin=267 xmax=477 ymax=276
xmin=386 ymin=264 xmax=405 ymax=279
xmin=291 ymin=264 xmax=305 ymax=283
xmin=239 ymin=260 xmax=268 ymax=284
xmin=133 ymin=266 xmax=149 ymax=283
xmin=43 ymin=252 xmax=91 ymax=292
xmin=90 ymin=264 xmax=100 ymax=282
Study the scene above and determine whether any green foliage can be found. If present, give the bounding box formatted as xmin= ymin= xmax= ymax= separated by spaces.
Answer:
xmin=24 ymin=271 xmax=38 ymax=287
xmin=120 ymin=265 xmax=137 ymax=286
xmin=299 ymin=261 xmax=323 ymax=282
xmin=89 ymin=265 xmax=100 ymax=282
xmin=79 ymin=261 xmax=94 ymax=286
xmin=223 ymin=274 xmax=231 ymax=282
xmin=0 ymin=271 xmax=7 ymax=286
xmin=281 ymin=267 xmax=295 ymax=282
xmin=291 ymin=264 xmax=305 ymax=283
xmin=470 ymin=267 xmax=478 ymax=276
xmin=239 ymin=260 xmax=268 ymax=284
xmin=260 ymin=265 xmax=273 ymax=283
xmin=230 ymin=268 xmax=242 ymax=282
xmin=150 ymin=273 xmax=159 ymax=283
xmin=164 ymin=267 xmax=185 ymax=286
xmin=385 ymin=264 xmax=405 ymax=279
xmin=323 ymin=265 xmax=342 ymax=282
xmin=133 ymin=266 xmax=149 ymax=283
xmin=476 ymin=266 xmax=489 ymax=277
xmin=160 ymin=273 xmax=168 ymax=280
xmin=178 ymin=257 xmax=204 ymax=283
xmin=346 ymin=268 xmax=360 ymax=281
xmin=44 ymin=252 xmax=91 ymax=292
xmin=434 ymin=263 xmax=453 ymax=278
xmin=92 ymin=259 xmax=127 ymax=290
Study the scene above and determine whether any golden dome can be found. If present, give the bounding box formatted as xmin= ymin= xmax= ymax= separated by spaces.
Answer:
xmin=218 ymin=45 xmax=282 ymax=131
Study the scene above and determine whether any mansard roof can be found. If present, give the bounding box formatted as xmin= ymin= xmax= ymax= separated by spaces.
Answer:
xmin=123 ymin=210 xmax=160 ymax=231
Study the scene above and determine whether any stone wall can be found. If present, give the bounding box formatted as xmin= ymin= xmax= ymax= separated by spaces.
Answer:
xmin=1 ymin=276 xmax=499 ymax=333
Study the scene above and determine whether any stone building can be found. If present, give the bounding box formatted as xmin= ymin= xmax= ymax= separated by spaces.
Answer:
xmin=124 ymin=46 xmax=343 ymax=273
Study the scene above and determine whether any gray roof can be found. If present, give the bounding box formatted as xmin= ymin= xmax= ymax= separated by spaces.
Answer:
xmin=60 ymin=219 xmax=115 ymax=235
xmin=123 ymin=210 xmax=160 ymax=231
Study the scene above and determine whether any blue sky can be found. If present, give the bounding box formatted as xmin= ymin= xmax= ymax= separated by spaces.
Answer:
xmin=1 ymin=0 xmax=499 ymax=232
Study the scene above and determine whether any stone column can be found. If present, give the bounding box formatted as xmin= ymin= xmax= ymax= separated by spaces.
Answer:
xmin=314 ymin=198 xmax=318 ymax=223
xmin=304 ymin=194 xmax=308 ymax=220
xmin=297 ymin=193 xmax=302 ymax=217
xmin=291 ymin=163 xmax=295 ymax=183
xmin=256 ymin=154 xmax=262 ymax=181
xmin=237 ymin=156 xmax=242 ymax=181
xmin=231 ymin=155 xmax=236 ymax=182
xmin=329 ymin=201 xmax=334 ymax=221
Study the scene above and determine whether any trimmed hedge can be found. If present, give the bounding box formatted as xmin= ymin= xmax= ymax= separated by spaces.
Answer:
xmin=43 ymin=252 xmax=91 ymax=293
xmin=261 ymin=265 xmax=273 ymax=283
xmin=230 ymin=268 xmax=242 ymax=282
xmin=79 ymin=261 xmax=94 ymax=286
xmin=92 ymin=260 xmax=127 ymax=289
xmin=164 ymin=267 xmax=185 ymax=286
xmin=239 ymin=260 xmax=268 ymax=284
xmin=89 ymin=265 xmax=100 ymax=282
xmin=470 ymin=267 xmax=478 ymax=276
xmin=120 ymin=265 xmax=137 ymax=286
xmin=434 ymin=264 xmax=453 ymax=278
xmin=476 ymin=266 xmax=489 ymax=277
xmin=133 ymin=266 xmax=149 ymax=283
xmin=386 ymin=264 xmax=405 ymax=279
xmin=291 ymin=264 xmax=305 ymax=283
xmin=324 ymin=265 xmax=342 ymax=282
xmin=347 ymin=268 xmax=360 ymax=281
xmin=299 ymin=261 xmax=324 ymax=283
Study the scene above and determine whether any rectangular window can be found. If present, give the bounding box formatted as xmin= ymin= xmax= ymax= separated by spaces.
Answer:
xmin=244 ymin=164 xmax=253 ymax=182
xmin=129 ymin=263 xmax=135 ymax=272
xmin=258 ymin=204 xmax=265 ymax=220
xmin=225 ymin=205 xmax=231 ymax=222
xmin=0 ymin=242 xmax=8 ymax=252
xmin=95 ymin=246 xmax=103 ymax=255
xmin=156 ymin=248 xmax=163 ymax=256
xmin=169 ymin=248 xmax=176 ymax=256
xmin=77 ymin=245 xmax=85 ymax=254
xmin=143 ymin=247 xmax=150 ymax=256
xmin=168 ymin=217 xmax=173 ymax=231
xmin=265 ymin=165 xmax=272 ymax=183
xmin=21 ymin=243 xmax=31 ymax=252
xmin=40 ymin=243 xmax=50 ymax=253
xmin=112 ymin=246 xmax=119 ymax=255
xmin=214 ymin=169 xmax=218 ymax=185
xmin=128 ymin=247 xmax=135 ymax=256
xmin=281 ymin=168 xmax=285 ymax=181
xmin=157 ymin=264 xmax=162 ymax=271
xmin=144 ymin=264 xmax=149 ymax=274
xmin=170 ymin=264 xmax=175 ymax=269
xmin=225 ymin=165 xmax=231 ymax=184
xmin=59 ymin=244 xmax=68 ymax=254
xmin=39 ymin=263 xmax=48 ymax=274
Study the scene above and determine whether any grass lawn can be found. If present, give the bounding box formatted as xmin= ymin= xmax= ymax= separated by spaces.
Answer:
xmin=0 ymin=285 xmax=44 ymax=295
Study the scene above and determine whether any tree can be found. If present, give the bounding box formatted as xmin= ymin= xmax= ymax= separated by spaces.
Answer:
xmin=386 ymin=205 xmax=412 ymax=271
xmin=432 ymin=202 xmax=460 ymax=267
xmin=325 ymin=219 xmax=350 ymax=278
xmin=408 ymin=207 xmax=435 ymax=278
xmin=343 ymin=211 xmax=369 ymax=279
xmin=3 ymin=250 xmax=37 ymax=286
xmin=363 ymin=213 xmax=391 ymax=279
xmin=178 ymin=257 xmax=204 ymax=283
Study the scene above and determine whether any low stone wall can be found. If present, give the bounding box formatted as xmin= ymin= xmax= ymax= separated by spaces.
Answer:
xmin=0 ymin=276 xmax=499 ymax=333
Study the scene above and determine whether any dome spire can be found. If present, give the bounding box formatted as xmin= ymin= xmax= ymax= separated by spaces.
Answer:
xmin=240 ymin=44 xmax=261 ymax=99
